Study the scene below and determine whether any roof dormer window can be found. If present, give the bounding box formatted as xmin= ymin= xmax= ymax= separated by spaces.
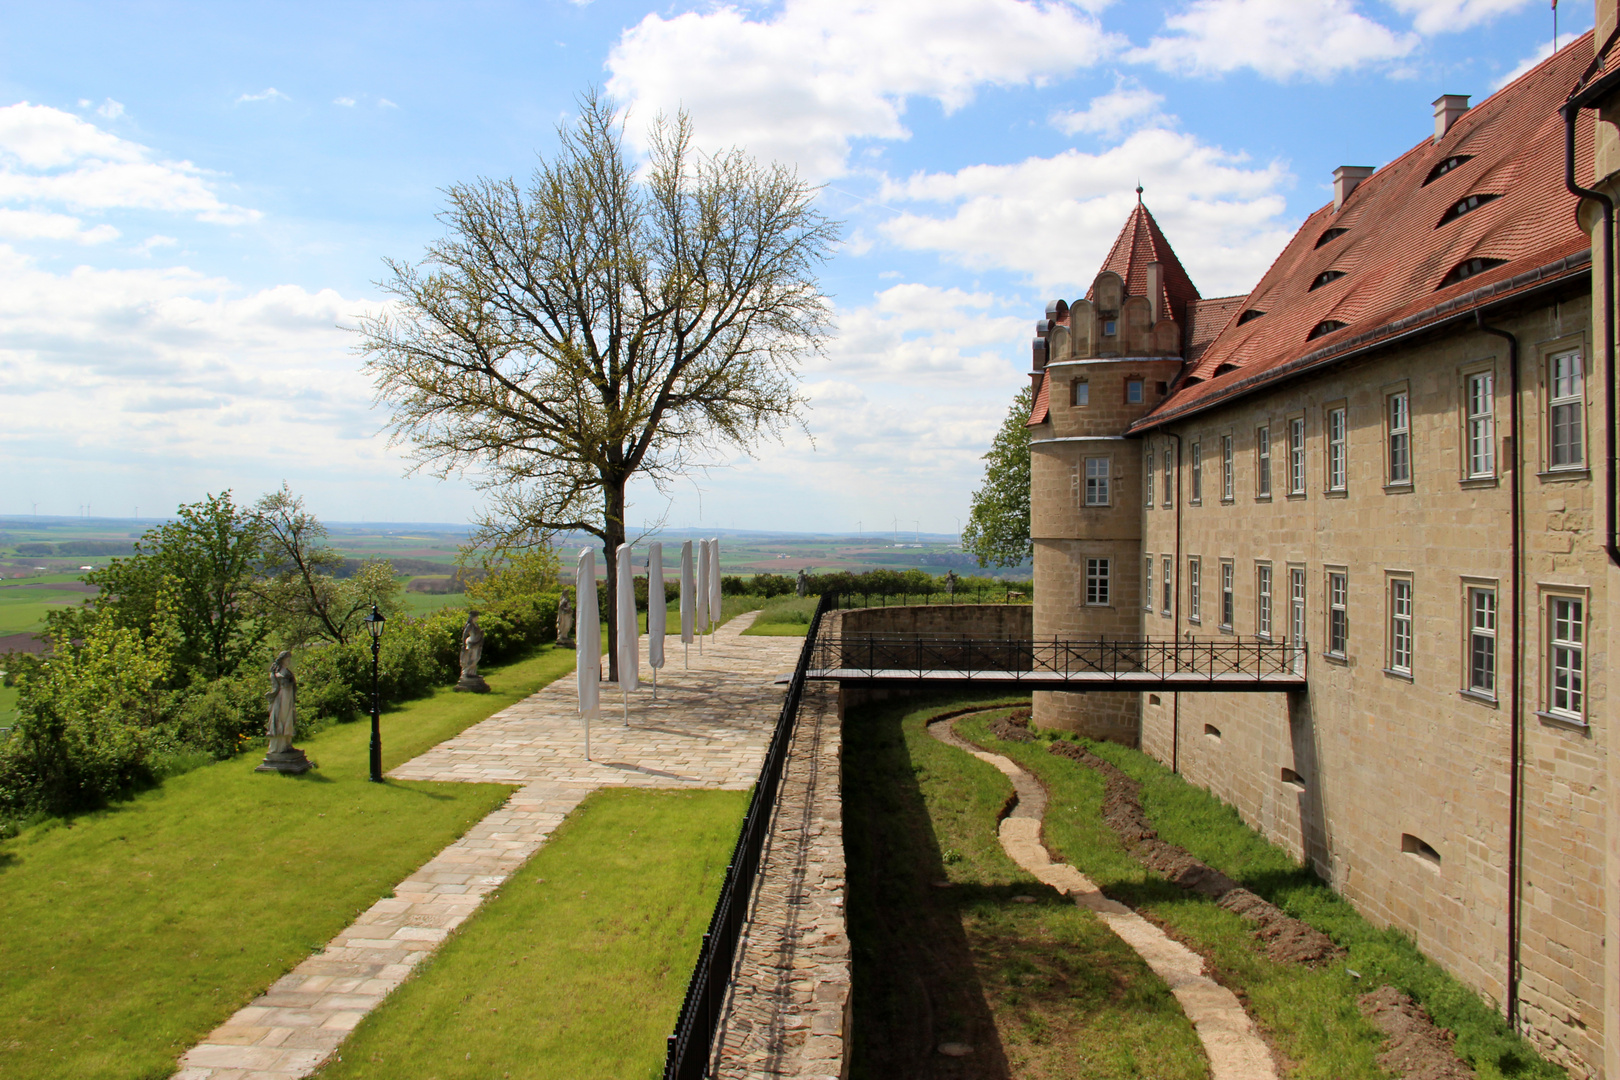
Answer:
xmin=1314 ymin=227 xmax=1348 ymax=249
xmin=1423 ymin=155 xmax=1472 ymax=184
xmin=1439 ymin=256 xmax=1507 ymax=288
xmin=1438 ymin=193 xmax=1499 ymax=226
xmin=1309 ymin=270 xmax=1346 ymax=291
xmin=1237 ymin=309 xmax=1265 ymax=325
xmin=1307 ymin=320 xmax=1348 ymax=340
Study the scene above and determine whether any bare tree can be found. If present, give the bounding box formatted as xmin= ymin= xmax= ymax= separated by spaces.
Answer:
xmin=359 ymin=91 xmax=838 ymax=676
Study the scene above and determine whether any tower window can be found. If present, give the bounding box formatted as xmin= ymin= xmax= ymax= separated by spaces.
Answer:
xmin=1126 ymin=379 xmax=1144 ymax=404
xmin=1103 ymin=319 xmax=1118 ymax=336
xmin=1071 ymin=379 xmax=1089 ymax=407
xmin=1086 ymin=558 xmax=1111 ymax=606
xmin=1309 ymin=270 xmax=1346 ymax=290
xmin=1084 ymin=457 xmax=1110 ymax=506
xmin=1437 ymin=193 xmax=1499 ymax=226
xmin=1423 ymin=155 xmax=1472 ymax=184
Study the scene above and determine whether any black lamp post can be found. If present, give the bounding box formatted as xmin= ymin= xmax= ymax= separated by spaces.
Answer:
xmin=364 ymin=603 xmax=386 ymax=783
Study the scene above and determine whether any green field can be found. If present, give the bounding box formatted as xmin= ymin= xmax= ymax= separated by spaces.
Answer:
xmin=0 ymin=579 xmax=92 ymax=635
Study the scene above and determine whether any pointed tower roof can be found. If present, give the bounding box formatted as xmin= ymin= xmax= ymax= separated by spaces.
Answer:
xmin=1087 ymin=197 xmax=1201 ymax=330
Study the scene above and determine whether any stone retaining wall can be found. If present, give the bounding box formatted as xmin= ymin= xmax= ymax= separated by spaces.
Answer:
xmin=712 ymin=682 xmax=850 ymax=1080
xmin=825 ymin=605 xmax=1031 ymax=711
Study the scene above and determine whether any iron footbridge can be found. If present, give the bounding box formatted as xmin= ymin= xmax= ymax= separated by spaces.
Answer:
xmin=807 ymin=634 xmax=1307 ymax=691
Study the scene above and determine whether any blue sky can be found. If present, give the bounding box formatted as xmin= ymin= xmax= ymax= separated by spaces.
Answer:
xmin=0 ymin=0 xmax=1588 ymax=533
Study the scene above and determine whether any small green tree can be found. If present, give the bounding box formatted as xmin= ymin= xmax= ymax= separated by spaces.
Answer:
xmin=252 ymin=486 xmax=400 ymax=646
xmin=962 ymin=385 xmax=1034 ymax=569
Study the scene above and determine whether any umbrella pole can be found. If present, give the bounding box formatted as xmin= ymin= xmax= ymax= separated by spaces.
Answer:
xmin=622 ymin=685 xmax=629 ymax=726
xmin=652 ymin=664 xmax=657 ymax=700
xmin=585 ymin=717 xmax=590 ymax=761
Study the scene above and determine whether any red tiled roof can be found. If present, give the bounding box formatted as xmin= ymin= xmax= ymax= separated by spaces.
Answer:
xmin=1133 ymin=33 xmax=1597 ymax=431
xmin=1087 ymin=200 xmax=1202 ymax=329
xmin=1184 ymin=295 xmax=1245 ymax=364
xmin=1028 ymin=371 xmax=1050 ymax=426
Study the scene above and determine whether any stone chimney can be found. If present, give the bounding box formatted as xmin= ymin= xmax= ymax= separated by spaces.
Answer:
xmin=1433 ymin=94 xmax=1470 ymax=142
xmin=1333 ymin=166 xmax=1375 ymax=212
xmin=1145 ymin=262 xmax=1163 ymax=324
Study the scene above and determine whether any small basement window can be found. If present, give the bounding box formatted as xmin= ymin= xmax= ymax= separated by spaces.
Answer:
xmin=1237 ymin=308 xmax=1265 ymax=325
xmin=1437 ymin=192 xmax=1499 ymax=226
xmin=1314 ymin=227 xmax=1348 ymax=248
xmin=1423 ymin=154 xmax=1472 ymax=184
xmin=1401 ymin=833 xmax=1441 ymax=869
xmin=1307 ymin=320 xmax=1348 ymax=340
xmin=1203 ymin=724 xmax=1222 ymax=740
xmin=1439 ymin=257 xmax=1507 ymax=289
xmin=1280 ymin=767 xmax=1306 ymax=790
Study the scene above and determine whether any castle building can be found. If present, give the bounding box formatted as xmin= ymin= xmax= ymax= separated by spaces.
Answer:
xmin=1025 ymin=30 xmax=1615 ymax=1078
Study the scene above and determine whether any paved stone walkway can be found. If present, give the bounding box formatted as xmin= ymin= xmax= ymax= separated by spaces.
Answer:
xmin=929 ymin=716 xmax=1279 ymax=1080
xmin=176 ymin=616 xmax=801 ymax=1080
xmin=712 ymin=682 xmax=850 ymax=1080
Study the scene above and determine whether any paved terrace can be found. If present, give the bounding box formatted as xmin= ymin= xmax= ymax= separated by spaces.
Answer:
xmin=176 ymin=615 xmax=802 ymax=1080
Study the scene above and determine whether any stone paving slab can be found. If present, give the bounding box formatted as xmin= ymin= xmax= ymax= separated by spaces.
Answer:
xmin=176 ymin=616 xmax=801 ymax=1080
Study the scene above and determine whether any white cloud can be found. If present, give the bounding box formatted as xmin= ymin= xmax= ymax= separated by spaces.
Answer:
xmin=333 ymin=96 xmax=356 ymax=107
xmin=823 ymin=283 xmax=1027 ymax=384
xmin=1492 ymin=29 xmax=1587 ymax=89
xmin=1131 ymin=0 xmax=1416 ymax=80
xmin=377 ymin=98 xmax=398 ymax=109
xmin=1053 ymin=82 xmax=1168 ymax=137
xmin=136 ymin=234 xmax=178 ymax=254
xmin=606 ymin=0 xmax=1124 ymax=179
xmin=0 ymin=102 xmax=258 ymax=225
xmin=0 ymin=209 xmax=118 ymax=244
xmin=1386 ymin=0 xmax=1536 ymax=35
xmin=95 ymin=98 xmax=125 ymax=120
xmin=236 ymin=88 xmax=290 ymax=103
xmin=878 ymin=127 xmax=1295 ymax=296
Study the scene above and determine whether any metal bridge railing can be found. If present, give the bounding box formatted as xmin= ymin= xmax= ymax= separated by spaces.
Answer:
xmin=807 ymin=633 xmax=1306 ymax=683
xmin=662 ymin=591 xmax=835 ymax=1080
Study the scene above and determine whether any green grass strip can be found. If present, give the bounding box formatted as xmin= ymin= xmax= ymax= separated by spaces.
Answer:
xmin=0 ymin=646 xmax=575 ymax=1080
xmin=960 ymin=719 xmax=1564 ymax=1080
xmin=317 ymin=788 xmax=748 ymax=1080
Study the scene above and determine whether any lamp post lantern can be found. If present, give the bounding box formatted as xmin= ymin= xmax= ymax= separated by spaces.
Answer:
xmin=364 ymin=604 xmax=386 ymax=783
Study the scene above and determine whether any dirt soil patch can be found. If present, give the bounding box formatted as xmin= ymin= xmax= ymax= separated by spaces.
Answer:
xmin=1358 ymin=986 xmax=1478 ymax=1080
xmin=988 ymin=709 xmax=1032 ymax=743
xmin=1047 ymin=739 xmax=1340 ymax=966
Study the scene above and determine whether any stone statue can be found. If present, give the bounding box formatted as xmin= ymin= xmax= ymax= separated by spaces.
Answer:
xmin=556 ymin=590 xmax=575 ymax=648
xmin=945 ymin=570 xmax=958 ymax=601
xmin=256 ymin=650 xmax=312 ymax=774
xmin=796 ymin=568 xmax=809 ymax=598
xmin=455 ymin=611 xmax=490 ymax=693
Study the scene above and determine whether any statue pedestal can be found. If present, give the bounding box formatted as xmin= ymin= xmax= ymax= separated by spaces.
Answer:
xmin=454 ymin=673 xmax=491 ymax=693
xmin=255 ymin=745 xmax=314 ymax=774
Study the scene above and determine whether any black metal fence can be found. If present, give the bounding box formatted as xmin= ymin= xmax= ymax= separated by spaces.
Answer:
xmin=663 ymin=590 xmax=835 ymax=1080
xmin=808 ymin=633 xmax=1306 ymax=684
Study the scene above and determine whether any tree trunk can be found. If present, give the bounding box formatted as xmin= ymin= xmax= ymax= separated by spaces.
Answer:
xmin=601 ymin=481 xmax=627 ymax=682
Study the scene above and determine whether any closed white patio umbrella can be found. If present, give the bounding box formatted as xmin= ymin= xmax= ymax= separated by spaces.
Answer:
xmin=647 ymin=541 xmax=666 ymax=698
xmin=708 ymin=537 xmax=722 ymax=640
xmin=575 ymin=547 xmax=599 ymax=760
xmin=616 ymin=543 xmax=639 ymax=722
xmin=679 ymin=540 xmax=695 ymax=666
xmin=696 ymin=538 xmax=711 ymax=652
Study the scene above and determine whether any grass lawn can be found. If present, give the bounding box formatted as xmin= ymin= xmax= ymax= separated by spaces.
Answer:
xmin=0 ymin=586 xmax=88 ymax=634
xmin=845 ymin=694 xmax=1207 ymax=1080
xmin=398 ymin=590 xmax=468 ymax=616
xmin=316 ymin=787 xmax=747 ymax=1080
xmin=0 ymin=646 xmax=575 ymax=1080
xmin=739 ymin=595 xmax=817 ymax=637
xmin=957 ymin=718 xmax=1564 ymax=1080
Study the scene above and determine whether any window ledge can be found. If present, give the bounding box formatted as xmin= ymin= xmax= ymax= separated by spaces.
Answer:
xmin=1217 ymin=624 xmax=1235 ymax=635
xmin=1324 ymin=488 xmax=1349 ymax=499
xmin=1255 ymin=494 xmax=1273 ymax=503
xmin=1459 ymin=476 xmax=1499 ymax=490
xmin=1535 ymin=710 xmax=1590 ymax=731
xmin=1161 ymin=610 xmax=1173 ymax=619
xmin=1187 ymin=616 xmax=1202 ymax=625
xmin=1220 ymin=498 xmax=1235 ymax=506
xmin=1286 ymin=491 xmax=1307 ymax=501
xmin=1536 ymin=468 xmax=1590 ymax=482
xmin=1459 ymin=688 xmax=1498 ymax=707
xmin=1383 ymin=667 xmax=1414 ymax=682
xmin=1383 ymin=482 xmax=1414 ymax=494
xmin=1323 ymin=652 xmax=1349 ymax=666
xmin=1161 ymin=502 xmax=1173 ymax=510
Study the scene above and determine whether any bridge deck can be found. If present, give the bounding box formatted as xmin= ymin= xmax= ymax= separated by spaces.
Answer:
xmin=806 ymin=668 xmax=1306 ymax=691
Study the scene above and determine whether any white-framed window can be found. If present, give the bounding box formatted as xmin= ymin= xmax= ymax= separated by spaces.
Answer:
xmin=1222 ymin=435 xmax=1234 ymax=501
xmin=1084 ymin=457 xmax=1110 ymax=506
xmin=1126 ymin=378 xmax=1144 ymax=404
xmin=1548 ymin=350 xmax=1584 ymax=469
xmin=1467 ymin=586 xmax=1496 ymax=696
xmin=1162 ymin=448 xmax=1173 ymax=508
xmin=1387 ymin=392 xmax=1411 ymax=486
xmin=1547 ymin=596 xmax=1585 ymax=720
xmin=1144 ymin=556 xmax=1155 ymax=610
xmin=1071 ymin=379 xmax=1090 ymax=407
xmin=1327 ymin=407 xmax=1347 ymax=491
xmin=1220 ymin=560 xmax=1235 ymax=630
xmin=1289 ymin=417 xmax=1306 ymax=495
xmin=1327 ymin=571 xmax=1349 ymax=657
xmin=1389 ymin=577 xmax=1413 ymax=674
xmin=1188 ymin=557 xmax=1202 ymax=622
xmin=1256 ymin=563 xmax=1273 ymax=638
xmin=1290 ymin=567 xmax=1307 ymax=673
xmin=1145 ymin=447 xmax=1155 ymax=507
xmin=1191 ymin=442 xmax=1203 ymax=503
xmin=1161 ymin=557 xmax=1172 ymax=617
xmin=1257 ymin=426 xmax=1272 ymax=497
xmin=1466 ymin=371 xmax=1495 ymax=478
xmin=1086 ymin=558 xmax=1111 ymax=606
